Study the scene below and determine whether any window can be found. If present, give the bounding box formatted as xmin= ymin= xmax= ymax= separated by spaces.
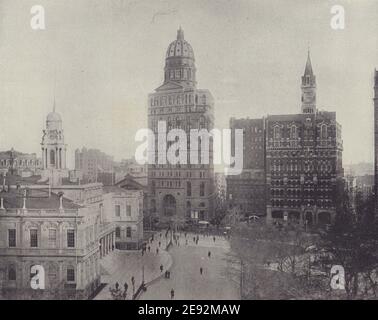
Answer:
xmin=151 ymin=180 xmax=156 ymax=195
xmin=115 ymin=205 xmax=121 ymax=217
xmin=30 ymin=229 xmax=38 ymax=248
xmin=126 ymin=205 xmax=131 ymax=217
xmin=320 ymin=124 xmax=328 ymax=140
xmin=48 ymin=229 xmax=57 ymax=248
xmin=8 ymin=229 xmax=16 ymax=247
xmin=67 ymin=229 xmax=75 ymax=248
xmin=67 ymin=267 xmax=75 ymax=282
xmin=187 ymin=181 xmax=191 ymax=197
xmin=273 ymin=126 xmax=281 ymax=139
xmin=200 ymin=182 xmax=205 ymax=197
xmin=290 ymin=126 xmax=297 ymax=139
xmin=50 ymin=150 xmax=55 ymax=165
xmin=116 ymin=227 xmax=121 ymax=238
xmin=8 ymin=266 xmax=16 ymax=281
xmin=126 ymin=227 xmax=132 ymax=238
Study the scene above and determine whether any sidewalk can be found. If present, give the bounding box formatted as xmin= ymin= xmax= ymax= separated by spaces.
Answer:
xmin=94 ymin=233 xmax=172 ymax=300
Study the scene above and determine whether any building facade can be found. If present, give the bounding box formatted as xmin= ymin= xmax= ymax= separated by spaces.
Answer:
xmin=227 ymin=118 xmax=266 ymax=217
xmin=75 ymin=148 xmax=114 ymax=184
xmin=103 ymin=187 xmax=144 ymax=250
xmin=266 ymin=53 xmax=343 ymax=226
xmin=374 ymin=69 xmax=378 ymax=214
xmin=226 ymin=53 xmax=343 ymax=227
xmin=0 ymin=149 xmax=42 ymax=177
xmin=0 ymin=187 xmax=101 ymax=299
xmin=147 ymin=28 xmax=215 ymax=226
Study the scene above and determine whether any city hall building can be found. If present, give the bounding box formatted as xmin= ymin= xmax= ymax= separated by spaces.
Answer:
xmin=147 ymin=28 xmax=215 ymax=226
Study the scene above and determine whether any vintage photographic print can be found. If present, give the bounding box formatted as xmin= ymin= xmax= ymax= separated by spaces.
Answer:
xmin=0 ymin=0 xmax=378 ymax=309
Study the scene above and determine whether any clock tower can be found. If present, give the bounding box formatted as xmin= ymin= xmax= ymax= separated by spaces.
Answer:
xmin=40 ymin=105 xmax=68 ymax=185
xmin=301 ymin=50 xmax=316 ymax=114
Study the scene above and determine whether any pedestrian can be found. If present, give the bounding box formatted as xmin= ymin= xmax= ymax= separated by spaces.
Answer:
xmin=208 ymin=251 xmax=211 ymax=258
xmin=115 ymin=282 xmax=119 ymax=290
xmin=124 ymin=282 xmax=128 ymax=293
xmin=148 ymin=246 xmax=151 ymax=252
xmin=200 ymin=267 xmax=203 ymax=275
xmin=193 ymin=237 xmax=195 ymax=243
xmin=213 ymin=236 xmax=216 ymax=243
xmin=170 ymin=288 xmax=175 ymax=300
xmin=156 ymin=247 xmax=159 ymax=255
xmin=186 ymin=239 xmax=188 ymax=245
xmin=160 ymin=264 xmax=163 ymax=273
xmin=160 ymin=233 xmax=162 ymax=238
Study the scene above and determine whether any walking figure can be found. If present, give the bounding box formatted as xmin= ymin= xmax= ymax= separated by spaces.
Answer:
xmin=186 ymin=239 xmax=188 ymax=245
xmin=156 ymin=248 xmax=159 ymax=255
xmin=208 ymin=251 xmax=211 ymax=258
xmin=131 ymin=276 xmax=135 ymax=293
xmin=213 ymin=236 xmax=216 ymax=243
xmin=124 ymin=282 xmax=128 ymax=298
xmin=159 ymin=241 xmax=161 ymax=247
xmin=160 ymin=264 xmax=163 ymax=273
xmin=170 ymin=288 xmax=175 ymax=300
xmin=148 ymin=246 xmax=151 ymax=252
xmin=200 ymin=267 xmax=203 ymax=275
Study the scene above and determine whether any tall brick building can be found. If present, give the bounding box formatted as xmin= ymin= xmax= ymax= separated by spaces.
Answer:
xmin=227 ymin=52 xmax=344 ymax=227
xmin=147 ymin=28 xmax=215 ymax=226
xmin=374 ymin=69 xmax=378 ymax=215
xmin=227 ymin=118 xmax=266 ymax=217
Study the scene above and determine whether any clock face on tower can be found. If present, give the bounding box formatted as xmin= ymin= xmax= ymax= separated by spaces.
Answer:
xmin=49 ymin=130 xmax=58 ymax=140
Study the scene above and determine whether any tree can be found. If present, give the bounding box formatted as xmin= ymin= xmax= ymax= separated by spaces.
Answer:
xmin=319 ymin=192 xmax=378 ymax=299
xmin=228 ymin=221 xmax=325 ymax=299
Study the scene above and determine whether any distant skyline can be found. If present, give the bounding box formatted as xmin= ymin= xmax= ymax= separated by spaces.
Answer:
xmin=0 ymin=0 xmax=377 ymax=168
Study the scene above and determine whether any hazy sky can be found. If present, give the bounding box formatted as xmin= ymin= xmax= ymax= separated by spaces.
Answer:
xmin=0 ymin=0 xmax=377 ymax=168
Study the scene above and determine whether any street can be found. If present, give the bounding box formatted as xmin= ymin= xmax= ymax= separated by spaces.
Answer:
xmin=139 ymin=233 xmax=240 ymax=300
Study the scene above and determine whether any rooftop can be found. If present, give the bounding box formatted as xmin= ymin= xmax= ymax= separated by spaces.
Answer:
xmin=0 ymin=187 xmax=81 ymax=210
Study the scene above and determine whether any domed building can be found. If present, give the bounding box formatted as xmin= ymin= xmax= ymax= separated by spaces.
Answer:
xmin=147 ymin=28 xmax=215 ymax=226
xmin=40 ymin=106 xmax=68 ymax=185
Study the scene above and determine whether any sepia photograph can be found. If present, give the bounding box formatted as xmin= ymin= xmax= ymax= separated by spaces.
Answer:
xmin=0 ymin=0 xmax=378 ymax=312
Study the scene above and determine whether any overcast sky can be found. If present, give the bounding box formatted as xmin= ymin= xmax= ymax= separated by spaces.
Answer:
xmin=0 ymin=0 xmax=377 ymax=168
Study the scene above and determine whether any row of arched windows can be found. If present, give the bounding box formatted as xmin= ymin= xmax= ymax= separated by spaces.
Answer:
xmin=272 ymin=123 xmax=329 ymax=140
xmin=0 ymin=159 xmax=39 ymax=167
xmin=150 ymin=93 xmax=207 ymax=107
